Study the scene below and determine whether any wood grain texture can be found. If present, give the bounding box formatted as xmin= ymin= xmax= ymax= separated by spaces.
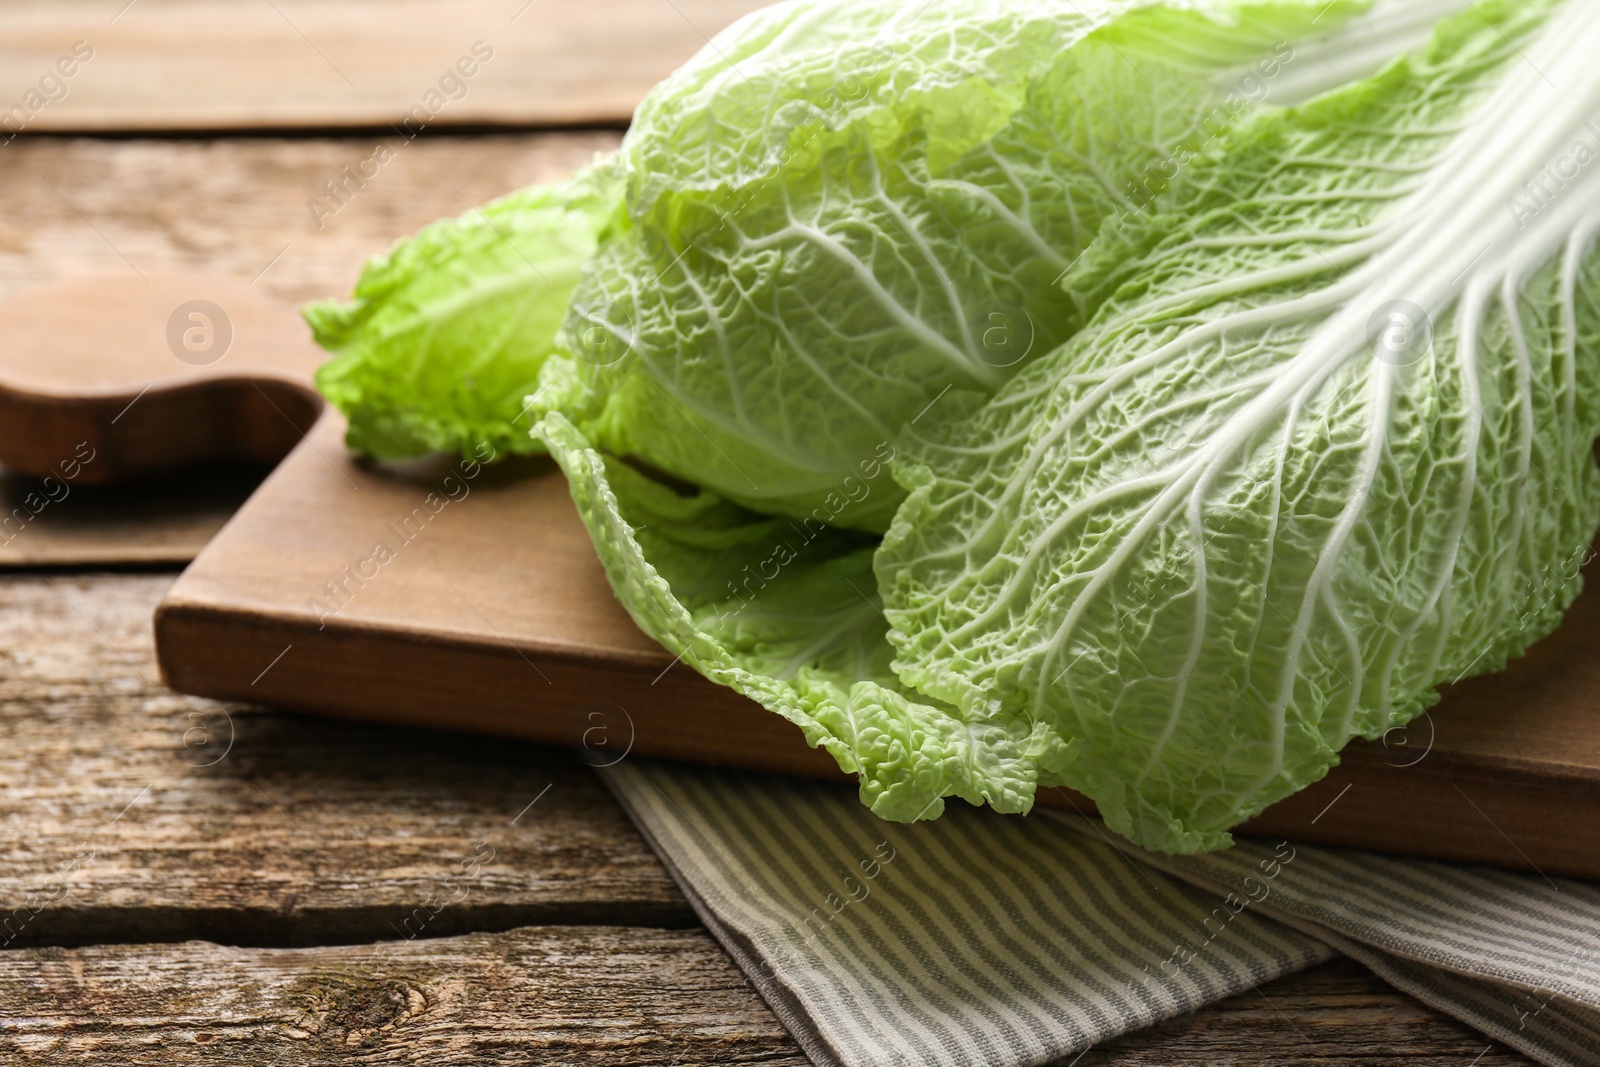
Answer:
xmin=0 ymin=572 xmax=1540 ymax=1063
xmin=0 ymin=131 xmax=622 ymax=309
xmin=152 ymin=412 xmax=848 ymax=785
xmin=0 ymin=572 xmax=690 ymax=949
xmin=0 ymin=926 xmax=810 ymax=1066
xmin=0 ymin=0 xmax=766 ymax=132
xmin=0 ymin=939 xmax=1532 ymax=1067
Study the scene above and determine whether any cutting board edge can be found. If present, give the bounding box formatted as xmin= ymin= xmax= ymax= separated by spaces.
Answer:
xmin=156 ymin=573 xmax=680 ymax=674
xmin=155 ymin=591 xmax=1600 ymax=880
xmin=153 ymin=592 xmax=848 ymax=780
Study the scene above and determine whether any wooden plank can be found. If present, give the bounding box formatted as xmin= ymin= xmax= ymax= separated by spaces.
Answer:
xmin=0 ymin=572 xmax=689 ymax=948
xmin=0 ymin=562 xmax=1544 ymax=1065
xmin=0 ymin=131 xmax=623 ymax=308
xmin=0 ymin=569 xmax=1537 ymax=1062
xmin=0 ymin=0 xmax=766 ymax=133
xmin=0 ymin=935 xmax=1533 ymax=1066
xmin=0 ymin=926 xmax=810 ymax=1066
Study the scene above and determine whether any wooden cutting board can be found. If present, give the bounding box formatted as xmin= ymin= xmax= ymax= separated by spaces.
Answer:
xmin=4 ymin=275 xmax=1597 ymax=877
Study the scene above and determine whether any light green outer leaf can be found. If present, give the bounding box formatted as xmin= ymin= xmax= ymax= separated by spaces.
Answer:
xmin=879 ymin=0 xmax=1600 ymax=851
xmin=536 ymin=411 xmax=1072 ymax=820
xmin=308 ymin=159 xmax=623 ymax=459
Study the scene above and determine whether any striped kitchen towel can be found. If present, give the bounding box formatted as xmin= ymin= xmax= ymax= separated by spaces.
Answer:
xmin=603 ymin=759 xmax=1600 ymax=1067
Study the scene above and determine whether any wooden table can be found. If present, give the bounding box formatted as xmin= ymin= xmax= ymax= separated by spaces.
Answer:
xmin=0 ymin=571 xmax=1538 ymax=1064
xmin=0 ymin=7 xmax=1544 ymax=1061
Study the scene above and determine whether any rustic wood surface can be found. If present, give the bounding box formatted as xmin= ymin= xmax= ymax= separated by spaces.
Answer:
xmin=0 ymin=0 xmax=767 ymax=131
xmin=0 ymin=573 xmax=689 ymax=947
xmin=0 ymin=561 xmax=1537 ymax=1065
xmin=0 ymin=134 xmax=1539 ymax=1063
xmin=0 ymin=132 xmax=623 ymax=308
xmin=0 ymin=941 xmax=1532 ymax=1067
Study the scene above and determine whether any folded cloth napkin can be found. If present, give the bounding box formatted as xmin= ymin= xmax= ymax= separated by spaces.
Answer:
xmin=603 ymin=760 xmax=1600 ymax=1067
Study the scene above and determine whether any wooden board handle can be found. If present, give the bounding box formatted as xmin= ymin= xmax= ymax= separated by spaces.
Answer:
xmin=0 ymin=275 xmax=326 ymax=485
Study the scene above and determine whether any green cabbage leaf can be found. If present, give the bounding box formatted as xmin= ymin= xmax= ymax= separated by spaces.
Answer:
xmin=879 ymin=0 xmax=1600 ymax=848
